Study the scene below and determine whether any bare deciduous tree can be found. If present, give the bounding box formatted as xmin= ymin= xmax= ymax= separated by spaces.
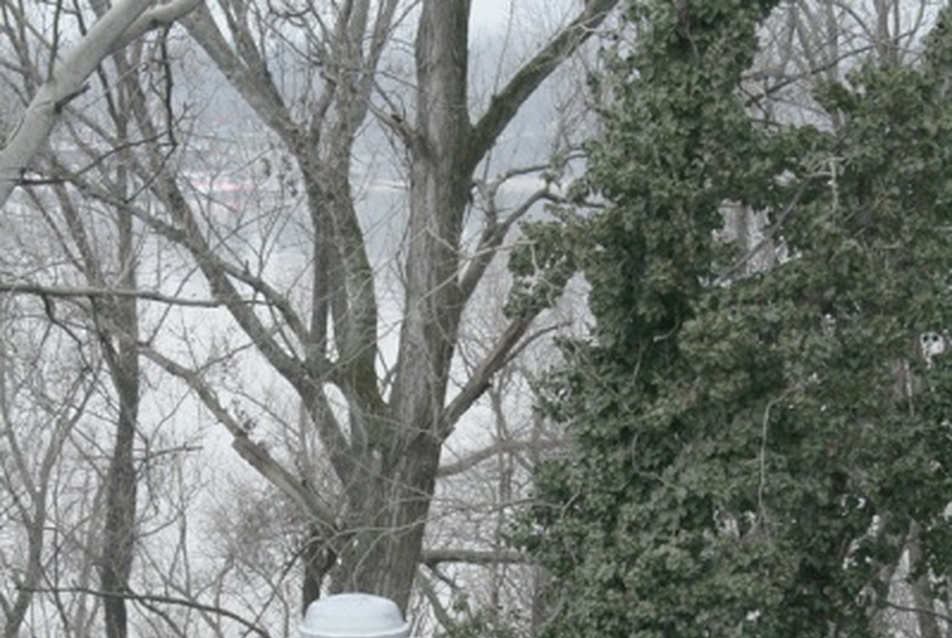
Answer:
xmin=138 ymin=0 xmax=621 ymax=612
xmin=3 ymin=0 xmax=621 ymax=627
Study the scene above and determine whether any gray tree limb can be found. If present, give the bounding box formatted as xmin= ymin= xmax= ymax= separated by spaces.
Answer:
xmin=0 ymin=0 xmax=201 ymax=208
xmin=0 ymin=281 xmax=245 ymax=308
xmin=438 ymin=438 xmax=563 ymax=478
xmin=421 ymin=548 xmax=532 ymax=566
xmin=467 ymin=0 xmax=620 ymax=172
xmin=138 ymin=345 xmax=342 ymax=539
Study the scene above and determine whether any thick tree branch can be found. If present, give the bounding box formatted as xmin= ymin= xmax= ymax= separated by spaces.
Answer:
xmin=138 ymin=345 xmax=344 ymax=536
xmin=460 ymin=187 xmax=555 ymax=302
xmin=416 ymin=570 xmax=457 ymax=631
xmin=112 ymin=0 xmax=203 ymax=51
xmin=182 ymin=5 xmax=297 ymax=144
xmin=421 ymin=548 xmax=532 ymax=566
xmin=0 ymin=0 xmax=200 ymax=207
xmin=185 ymin=0 xmax=384 ymax=418
xmin=440 ymin=315 xmax=546 ymax=438
xmin=467 ymin=0 xmax=620 ymax=171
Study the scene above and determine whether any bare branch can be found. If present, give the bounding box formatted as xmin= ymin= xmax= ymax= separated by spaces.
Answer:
xmin=712 ymin=180 xmax=811 ymax=287
xmin=460 ymin=187 xmax=557 ymax=302
xmin=467 ymin=0 xmax=620 ymax=171
xmin=416 ymin=570 xmax=456 ymax=631
xmin=0 ymin=281 xmax=248 ymax=309
xmin=0 ymin=0 xmax=200 ymax=206
xmin=883 ymin=602 xmax=952 ymax=626
xmin=138 ymin=345 xmax=343 ymax=537
xmin=440 ymin=319 xmax=562 ymax=438
xmin=25 ymin=587 xmax=272 ymax=638
xmin=438 ymin=438 xmax=563 ymax=478
xmin=421 ymin=548 xmax=532 ymax=567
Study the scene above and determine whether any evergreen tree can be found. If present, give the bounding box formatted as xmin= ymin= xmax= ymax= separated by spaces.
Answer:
xmin=518 ymin=2 xmax=952 ymax=637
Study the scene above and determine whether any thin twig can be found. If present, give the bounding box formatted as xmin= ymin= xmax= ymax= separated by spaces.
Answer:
xmin=24 ymin=586 xmax=272 ymax=638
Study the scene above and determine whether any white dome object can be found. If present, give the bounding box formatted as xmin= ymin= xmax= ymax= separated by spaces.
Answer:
xmin=300 ymin=593 xmax=411 ymax=638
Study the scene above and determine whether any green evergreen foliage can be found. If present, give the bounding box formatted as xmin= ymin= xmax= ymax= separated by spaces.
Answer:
xmin=516 ymin=1 xmax=952 ymax=636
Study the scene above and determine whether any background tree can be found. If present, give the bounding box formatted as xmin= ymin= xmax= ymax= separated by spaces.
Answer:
xmin=1 ymin=4 xmax=268 ymax=635
xmin=0 ymin=291 xmax=103 ymax=637
xmin=3 ymin=0 xmax=622 ymax=630
xmin=128 ymin=0 xmax=620 ymax=613
xmin=521 ymin=1 xmax=952 ymax=637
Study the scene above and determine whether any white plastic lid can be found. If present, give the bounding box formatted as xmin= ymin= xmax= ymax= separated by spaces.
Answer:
xmin=299 ymin=593 xmax=411 ymax=638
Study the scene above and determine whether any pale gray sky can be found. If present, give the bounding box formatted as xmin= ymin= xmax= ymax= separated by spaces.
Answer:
xmin=470 ymin=0 xmax=516 ymax=30
xmin=469 ymin=0 xmax=576 ymax=33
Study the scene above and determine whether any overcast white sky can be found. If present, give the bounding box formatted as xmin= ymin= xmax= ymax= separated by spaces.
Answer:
xmin=470 ymin=0 xmax=517 ymax=30
xmin=469 ymin=0 xmax=576 ymax=33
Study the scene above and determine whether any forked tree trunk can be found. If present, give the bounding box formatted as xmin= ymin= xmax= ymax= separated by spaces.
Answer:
xmin=169 ymin=0 xmax=618 ymax=616
xmin=328 ymin=1 xmax=472 ymax=611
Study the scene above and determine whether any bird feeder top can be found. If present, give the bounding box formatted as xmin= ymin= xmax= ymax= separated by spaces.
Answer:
xmin=300 ymin=593 xmax=411 ymax=638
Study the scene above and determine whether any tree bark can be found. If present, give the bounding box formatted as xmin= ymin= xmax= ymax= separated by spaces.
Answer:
xmin=98 ymin=207 xmax=140 ymax=638
xmin=329 ymin=0 xmax=621 ymax=612
xmin=321 ymin=1 xmax=473 ymax=612
xmin=52 ymin=172 xmax=140 ymax=638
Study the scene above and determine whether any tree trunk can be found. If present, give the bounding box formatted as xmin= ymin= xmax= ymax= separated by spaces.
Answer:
xmin=163 ymin=0 xmax=618 ymax=615
xmin=326 ymin=0 xmax=472 ymax=612
xmin=100 ymin=354 xmax=138 ymax=638
xmin=908 ymin=521 xmax=942 ymax=638
xmin=99 ymin=238 xmax=139 ymax=638
xmin=55 ymin=112 xmax=141 ymax=637
xmin=95 ymin=67 xmax=141 ymax=638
